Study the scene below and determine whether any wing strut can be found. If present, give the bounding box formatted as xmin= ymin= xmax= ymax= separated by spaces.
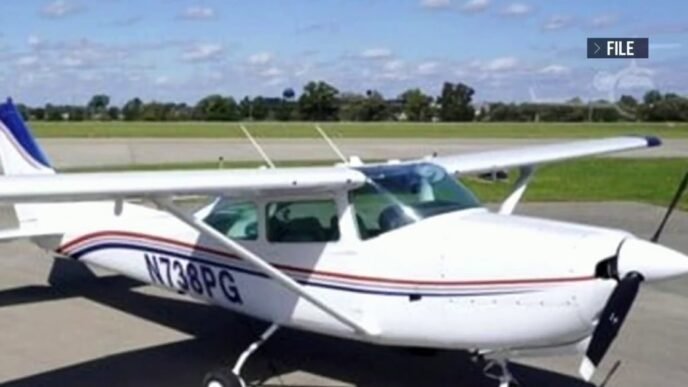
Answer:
xmin=152 ymin=196 xmax=376 ymax=337
xmin=239 ymin=124 xmax=275 ymax=169
xmin=498 ymin=165 xmax=534 ymax=215
xmin=315 ymin=124 xmax=347 ymax=163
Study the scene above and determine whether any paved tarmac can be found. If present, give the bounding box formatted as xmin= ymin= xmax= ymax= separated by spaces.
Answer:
xmin=41 ymin=138 xmax=688 ymax=168
xmin=0 ymin=202 xmax=687 ymax=387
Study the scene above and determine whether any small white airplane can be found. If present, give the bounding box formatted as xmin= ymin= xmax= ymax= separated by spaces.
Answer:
xmin=0 ymin=98 xmax=686 ymax=387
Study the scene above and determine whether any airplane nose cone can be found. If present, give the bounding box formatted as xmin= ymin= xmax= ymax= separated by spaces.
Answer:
xmin=618 ymin=238 xmax=688 ymax=282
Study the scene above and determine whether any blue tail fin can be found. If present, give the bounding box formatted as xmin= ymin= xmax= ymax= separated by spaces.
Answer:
xmin=0 ymin=98 xmax=53 ymax=175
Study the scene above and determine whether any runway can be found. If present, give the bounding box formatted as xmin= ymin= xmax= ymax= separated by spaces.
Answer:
xmin=41 ymin=138 xmax=688 ymax=168
xmin=0 ymin=202 xmax=687 ymax=387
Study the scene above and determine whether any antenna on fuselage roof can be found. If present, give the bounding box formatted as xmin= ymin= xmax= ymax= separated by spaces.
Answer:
xmin=314 ymin=124 xmax=355 ymax=165
xmin=239 ymin=124 xmax=275 ymax=169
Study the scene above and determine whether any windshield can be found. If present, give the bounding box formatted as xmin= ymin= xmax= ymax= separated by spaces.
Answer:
xmin=350 ymin=163 xmax=481 ymax=239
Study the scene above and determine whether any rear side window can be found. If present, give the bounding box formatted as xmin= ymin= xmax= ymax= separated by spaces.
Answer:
xmin=204 ymin=201 xmax=258 ymax=240
xmin=266 ymin=200 xmax=340 ymax=242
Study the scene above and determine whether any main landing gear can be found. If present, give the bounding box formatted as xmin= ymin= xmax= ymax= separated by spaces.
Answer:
xmin=474 ymin=353 xmax=520 ymax=387
xmin=203 ymin=324 xmax=280 ymax=387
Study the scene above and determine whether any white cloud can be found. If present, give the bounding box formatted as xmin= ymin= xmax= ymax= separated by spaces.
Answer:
xmin=539 ymin=64 xmax=570 ymax=75
xmin=420 ymin=0 xmax=451 ymax=9
xmin=454 ymin=67 xmax=469 ymax=78
xmin=259 ymin=67 xmax=283 ymax=78
xmin=16 ymin=56 xmax=39 ymax=67
xmin=460 ymin=0 xmax=490 ymax=13
xmin=21 ymin=38 xmax=175 ymax=72
xmin=378 ymin=71 xmax=408 ymax=81
xmin=154 ymin=76 xmax=171 ymax=86
xmin=111 ymin=16 xmax=144 ymax=27
xmin=467 ymin=59 xmax=482 ymax=68
xmin=60 ymin=56 xmax=84 ymax=68
xmin=360 ymin=48 xmax=393 ymax=59
xmin=590 ymin=15 xmax=617 ymax=29
xmin=294 ymin=63 xmax=313 ymax=78
xmin=179 ymin=6 xmax=216 ymax=20
xmin=296 ymin=22 xmax=339 ymax=35
xmin=651 ymin=42 xmax=682 ymax=51
xmin=28 ymin=35 xmax=42 ymax=48
xmin=361 ymin=60 xmax=408 ymax=82
xmin=264 ymin=77 xmax=287 ymax=87
xmin=593 ymin=61 xmax=655 ymax=97
xmin=248 ymin=52 xmax=273 ymax=65
xmin=26 ymin=35 xmax=41 ymax=46
xmin=543 ymin=15 xmax=573 ymax=31
xmin=501 ymin=3 xmax=532 ymax=17
xmin=417 ymin=61 xmax=440 ymax=75
xmin=181 ymin=43 xmax=224 ymax=62
xmin=76 ymin=72 xmax=101 ymax=82
xmin=482 ymin=57 xmax=519 ymax=72
xmin=383 ymin=60 xmax=405 ymax=72
xmin=40 ymin=0 xmax=82 ymax=18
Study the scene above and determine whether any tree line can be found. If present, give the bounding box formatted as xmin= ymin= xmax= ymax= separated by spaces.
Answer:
xmin=14 ymin=81 xmax=688 ymax=122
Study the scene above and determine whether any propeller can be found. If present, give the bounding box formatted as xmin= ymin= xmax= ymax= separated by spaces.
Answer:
xmin=652 ymin=171 xmax=688 ymax=243
xmin=580 ymin=171 xmax=688 ymax=381
xmin=580 ymin=271 xmax=642 ymax=381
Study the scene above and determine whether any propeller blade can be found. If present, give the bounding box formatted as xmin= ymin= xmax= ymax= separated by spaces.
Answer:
xmin=580 ymin=272 xmax=643 ymax=381
xmin=652 ymin=171 xmax=688 ymax=243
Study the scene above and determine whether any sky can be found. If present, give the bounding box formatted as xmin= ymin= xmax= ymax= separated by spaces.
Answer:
xmin=0 ymin=0 xmax=686 ymax=106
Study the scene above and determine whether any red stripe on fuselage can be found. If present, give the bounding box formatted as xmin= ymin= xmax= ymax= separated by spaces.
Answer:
xmin=58 ymin=230 xmax=595 ymax=287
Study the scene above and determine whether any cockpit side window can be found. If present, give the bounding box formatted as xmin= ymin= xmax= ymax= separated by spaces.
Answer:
xmin=204 ymin=201 xmax=258 ymax=240
xmin=266 ymin=199 xmax=340 ymax=243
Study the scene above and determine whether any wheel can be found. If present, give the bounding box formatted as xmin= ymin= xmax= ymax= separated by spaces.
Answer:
xmin=498 ymin=379 xmax=520 ymax=387
xmin=202 ymin=368 xmax=243 ymax=387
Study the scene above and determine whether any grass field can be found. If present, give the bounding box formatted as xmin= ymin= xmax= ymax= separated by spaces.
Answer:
xmin=64 ymin=158 xmax=688 ymax=211
xmin=466 ymin=158 xmax=688 ymax=211
xmin=31 ymin=121 xmax=688 ymax=139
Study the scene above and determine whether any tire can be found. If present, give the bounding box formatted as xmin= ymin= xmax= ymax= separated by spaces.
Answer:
xmin=202 ymin=368 xmax=242 ymax=387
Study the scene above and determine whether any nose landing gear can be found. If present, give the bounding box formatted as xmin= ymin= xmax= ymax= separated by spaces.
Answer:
xmin=202 ymin=324 xmax=280 ymax=387
xmin=203 ymin=369 xmax=242 ymax=387
xmin=473 ymin=352 xmax=520 ymax=387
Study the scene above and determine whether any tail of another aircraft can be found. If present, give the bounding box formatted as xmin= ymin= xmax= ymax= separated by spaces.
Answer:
xmin=0 ymin=98 xmax=54 ymax=176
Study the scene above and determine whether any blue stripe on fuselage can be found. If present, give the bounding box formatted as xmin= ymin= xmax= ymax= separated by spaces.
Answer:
xmin=71 ymin=242 xmax=530 ymax=298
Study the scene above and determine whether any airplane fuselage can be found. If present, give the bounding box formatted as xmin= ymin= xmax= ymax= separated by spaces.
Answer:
xmin=32 ymin=198 xmax=625 ymax=357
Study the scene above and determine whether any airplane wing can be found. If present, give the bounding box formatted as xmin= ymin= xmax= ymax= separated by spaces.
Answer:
xmin=0 ymin=167 xmax=365 ymax=203
xmin=0 ymin=136 xmax=660 ymax=202
xmin=431 ymin=136 xmax=661 ymax=176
